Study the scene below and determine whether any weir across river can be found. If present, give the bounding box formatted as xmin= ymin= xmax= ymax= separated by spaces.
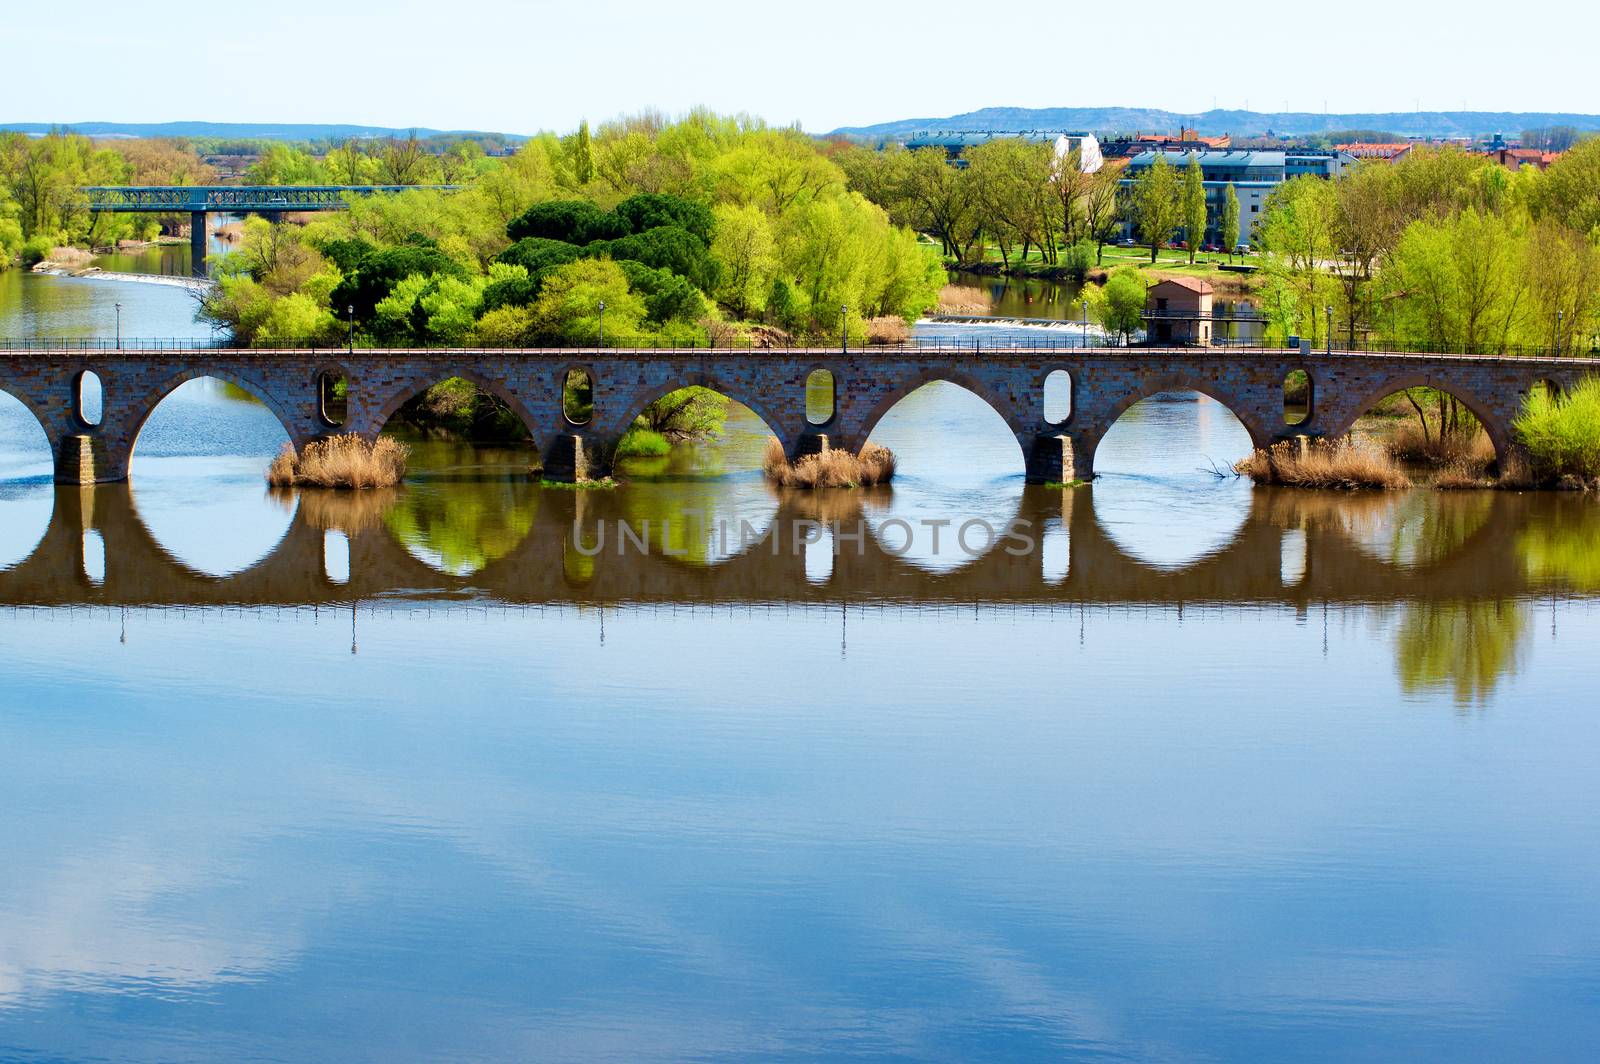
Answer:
xmin=0 ymin=344 xmax=1592 ymax=485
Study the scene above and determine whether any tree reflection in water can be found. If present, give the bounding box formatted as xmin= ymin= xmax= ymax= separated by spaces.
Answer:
xmin=382 ymin=440 xmax=541 ymax=576
xmin=1518 ymin=497 xmax=1600 ymax=591
xmin=1395 ymin=600 xmax=1529 ymax=707
xmin=1340 ymin=491 xmax=1495 ymax=569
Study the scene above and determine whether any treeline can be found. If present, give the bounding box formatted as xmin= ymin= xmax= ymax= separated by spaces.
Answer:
xmin=0 ymin=132 xmax=215 ymax=265
xmin=1254 ymin=141 xmax=1600 ymax=352
xmin=835 ymin=141 xmax=1126 ymax=273
xmin=198 ymin=111 xmax=944 ymax=345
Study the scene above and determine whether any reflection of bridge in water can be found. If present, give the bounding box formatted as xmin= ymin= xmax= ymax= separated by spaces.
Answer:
xmin=0 ymin=482 xmax=1580 ymax=610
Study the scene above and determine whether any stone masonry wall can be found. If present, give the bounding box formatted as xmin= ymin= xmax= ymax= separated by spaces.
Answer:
xmin=1 ymin=347 xmax=1590 ymax=484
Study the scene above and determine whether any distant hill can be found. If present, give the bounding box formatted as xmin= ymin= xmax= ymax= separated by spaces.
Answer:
xmin=0 ymin=121 xmax=527 ymax=142
xmin=831 ymin=107 xmax=1600 ymax=140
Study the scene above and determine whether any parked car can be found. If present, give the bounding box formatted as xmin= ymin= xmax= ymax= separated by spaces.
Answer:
xmin=1234 ymin=243 xmax=1251 ymax=255
xmin=1116 ymin=237 xmax=1137 ymax=247
xmin=1202 ymin=243 xmax=1221 ymax=253
xmin=1168 ymin=240 xmax=1187 ymax=250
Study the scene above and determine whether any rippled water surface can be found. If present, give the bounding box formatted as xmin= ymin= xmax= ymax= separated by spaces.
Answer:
xmin=2 ymin=275 xmax=1600 ymax=1062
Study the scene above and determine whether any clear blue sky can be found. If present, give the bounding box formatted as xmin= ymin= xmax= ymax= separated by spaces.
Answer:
xmin=5 ymin=0 xmax=1596 ymax=133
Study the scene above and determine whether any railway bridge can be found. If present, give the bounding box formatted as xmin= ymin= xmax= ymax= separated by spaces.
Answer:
xmin=0 ymin=344 xmax=1590 ymax=486
xmin=84 ymin=185 xmax=458 ymax=273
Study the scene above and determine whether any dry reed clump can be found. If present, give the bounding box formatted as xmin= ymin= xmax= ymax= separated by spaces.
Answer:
xmin=763 ymin=437 xmax=897 ymax=489
xmin=1235 ymin=438 xmax=1412 ymax=491
xmin=1388 ymin=421 xmax=1496 ymax=469
xmin=936 ymin=284 xmax=991 ymax=316
xmin=866 ymin=316 xmax=910 ymax=344
xmin=266 ymin=434 xmax=409 ymax=489
xmin=270 ymin=486 xmax=401 ymax=532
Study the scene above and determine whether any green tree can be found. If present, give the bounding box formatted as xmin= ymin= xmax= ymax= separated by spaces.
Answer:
xmin=571 ymin=120 xmax=595 ymax=186
xmin=1081 ymin=163 xmax=1123 ymax=264
xmin=1258 ymin=176 xmax=1338 ymax=344
xmin=532 ymin=259 xmax=645 ymax=342
xmin=1132 ymin=154 xmax=1181 ymax=263
xmin=710 ymin=202 xmax=777 ymax=316
xmin=1182 ymin=154 xmax=1206 ymax=263
xmin=1220 ymin=182 xmax=1240 ymax=260
xmin=1087 ymin=266 xmax=1146 ymax=344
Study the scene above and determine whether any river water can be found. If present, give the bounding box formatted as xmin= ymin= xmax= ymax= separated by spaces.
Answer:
xmin=2 ymin=260 xmax=1599 ymax=1062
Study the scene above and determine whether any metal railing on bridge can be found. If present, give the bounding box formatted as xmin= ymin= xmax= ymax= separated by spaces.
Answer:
xmin=82 ymin=185 xmax=460 ymax=213
xmin=3 ymin=335 xmax=1598 ymax=359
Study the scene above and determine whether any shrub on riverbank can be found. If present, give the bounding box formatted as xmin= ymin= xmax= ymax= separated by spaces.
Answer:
xmin=267 ymin=434 xmax=409 ymax=489
xmin=615 ymin=426 xmax=671 ymax=458
xmin=763 ymin=438 xmax=896 ymax=488
xmin=1513 ymin=376 xmax=1600 ymax=484
xmin=1235 ymin=438 xmax=1412 ymax=490
xmin=936 ymin=284 xmax=991 ymax=315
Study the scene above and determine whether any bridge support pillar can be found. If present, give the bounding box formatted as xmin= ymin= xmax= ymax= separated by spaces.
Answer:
xmin=793 ymin=433 xmax=828 ymax=459
xmin=189 ymin=211 xmax=208 ymax=277
xmin=1025 ymin=433 xmax=1088 ymax=484
xmin=54 ymin=434 xmax=126 ymax=485
xmin=543 ymin=434 xmax=607 ymax=483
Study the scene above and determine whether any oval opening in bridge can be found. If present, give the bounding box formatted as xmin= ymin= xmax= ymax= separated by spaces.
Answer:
xmin=1043 ymin=369 xmax=1072 ymax=425
xmin=1283 ymin=369 xmax=1312 ymax=426
xmin=81 ymin=530 xmax=105 ymax=586
xmin=323 ymin=530 xmax=350 ymax=585
xmin=563 ymin=370 xmax=593 ymax=426
xmin=76 ymin=370 xmax=104 ymax=428
xmin=320 ymin=372 xmax=348 ymax=427
xmin=806 ymin=369 xmax=835 ymax=426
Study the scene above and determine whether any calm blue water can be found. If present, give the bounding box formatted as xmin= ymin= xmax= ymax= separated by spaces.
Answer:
xmin=2 ymin=273 xmax=1600 ymax=1062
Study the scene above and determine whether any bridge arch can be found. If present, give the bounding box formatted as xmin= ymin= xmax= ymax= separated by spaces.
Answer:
xmin=1091 ymin=374 xmax=1273 ymax=454
xmin=129 ymin=368 xmax=303 ymax=454
xmin=1327 ymin=375 xmax=1510 ymax=464
xmin=607 ymin=374 xmax=802 ymax=457
xmin=368 ymin=369 xmax=544 ymax=451
xmin=854 ymin=369 xmax=1027 ymax=449
xmin=0 ymin=383 xmax=59 ymax=481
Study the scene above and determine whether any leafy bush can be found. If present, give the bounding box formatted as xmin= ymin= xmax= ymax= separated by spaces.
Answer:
xmin=332 ymin=244 xmax=466 ymax=320
xmin=1060 ymin=239 xmax=1096 ymax=281
xmin=615 ymin=425 xmax=672 ymax=457
xmin=1514 ymin=376 xmax=1600 ymax=481
xmin=20 ymin=235 xmax=56 ymax=267
xmin=619 ymin=260 xmax=705 ymax=323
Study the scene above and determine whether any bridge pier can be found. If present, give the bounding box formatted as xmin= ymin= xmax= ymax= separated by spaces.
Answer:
xmin=189 ymin=211 xmax=208 ymax=277
xmin=1024 ymin=433 xmax=1091 ymax=484
xmin=542 ymin=434 xmax=607 ymax=483
xmin=53 ymin=433 xmax=127 ymax=486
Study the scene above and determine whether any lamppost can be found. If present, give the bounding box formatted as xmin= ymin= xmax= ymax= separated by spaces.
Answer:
xmin=114 ymin=302 xmax=122 ymax=349
xmin=347 ymin=305 xmax=355 ymax=355
xmin=1557 ymin=310 xmax=1564 ymax=356
xmin=598 ymin=300 xmax=606 ymax=351
xmin=1325 ymin=304 xmax=1333 ymax=355
xmin=840 ymin=304 xmax=848 ymax=354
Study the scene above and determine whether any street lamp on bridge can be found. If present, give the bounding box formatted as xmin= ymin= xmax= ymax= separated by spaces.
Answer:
xmin=598 ymin=300 xmax=606 ymax=352
xmin=114 ymin=302 xmax=122 ymax=349
xmin=347 ymin=305 xmax=355 ymax=355
xmin=840 ymin=304 xmax=848 ymax=354
xmin=1325 ymin=305 xmax=1333 ymax=354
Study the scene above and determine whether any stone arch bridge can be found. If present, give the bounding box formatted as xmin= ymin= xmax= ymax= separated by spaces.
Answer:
xmin=1 ymin=345 xmax=1591 ymax=484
